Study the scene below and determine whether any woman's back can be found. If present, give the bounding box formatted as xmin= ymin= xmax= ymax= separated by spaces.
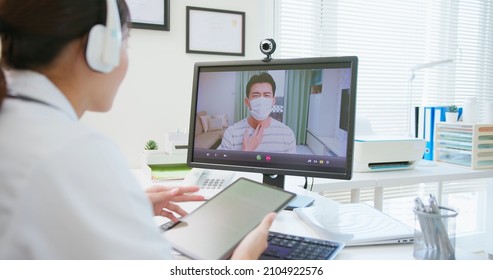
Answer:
xmin=0 ymin=70 xmax=169 ymax=259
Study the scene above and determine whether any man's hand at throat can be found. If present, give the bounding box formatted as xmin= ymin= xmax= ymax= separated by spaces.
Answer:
xmin=242 ymin=118 xmax=271 ymax=151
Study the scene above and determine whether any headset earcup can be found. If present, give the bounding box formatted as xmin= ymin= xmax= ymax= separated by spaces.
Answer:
xmin=86 ymin=24 xmax=113 ymax=73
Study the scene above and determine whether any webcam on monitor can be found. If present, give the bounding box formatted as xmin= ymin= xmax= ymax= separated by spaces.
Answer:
xmin=260 ymin=38 xmax=277 ymax=62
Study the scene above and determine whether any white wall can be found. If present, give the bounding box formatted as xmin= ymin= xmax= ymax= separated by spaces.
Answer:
xmin=196 ymin=71 xmax=236 ymax=125
xmin=81 ymin=0 xmax=272 ymax=168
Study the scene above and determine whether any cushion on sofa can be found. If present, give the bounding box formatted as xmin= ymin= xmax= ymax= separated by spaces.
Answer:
xmin=195 ymin=111 xmax=207 ymax=136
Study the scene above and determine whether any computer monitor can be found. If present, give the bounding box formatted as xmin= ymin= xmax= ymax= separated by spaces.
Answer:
xmin=187 ymin=56 xmax=358 ymax=189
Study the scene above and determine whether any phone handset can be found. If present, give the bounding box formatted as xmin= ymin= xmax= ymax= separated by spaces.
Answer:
xmin=182 ymin=168 xmax=207 ymax=186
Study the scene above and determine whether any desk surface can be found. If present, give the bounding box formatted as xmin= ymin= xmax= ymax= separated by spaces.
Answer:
xmin=136 ymin=169 xmax=487 ymax=260
xmin=309 ymin=160 xmax=493 ymax=192
xmin=272 ymin=184 xmax=485 ymax=260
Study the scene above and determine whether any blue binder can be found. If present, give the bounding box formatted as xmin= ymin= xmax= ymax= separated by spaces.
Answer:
xmin=423 ymin=106 xmax=446 ymax=160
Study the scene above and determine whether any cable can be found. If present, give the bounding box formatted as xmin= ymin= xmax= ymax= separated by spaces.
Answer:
xmin=303 ymin=177 xmax=315 ymax=191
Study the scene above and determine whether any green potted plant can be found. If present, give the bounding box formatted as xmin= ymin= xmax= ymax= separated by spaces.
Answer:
xmin=144 ymin=139 xmax=159 ymax=151
xmin=446 ymin=105 xmax=459 ymax=122
xmin=143 ymin=139 xmax=163 ymax=164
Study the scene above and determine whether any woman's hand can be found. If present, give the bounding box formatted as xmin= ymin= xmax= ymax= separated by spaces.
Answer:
xmin=146 ymin=185 xmax=204 ymax=222
xmin=231 ymin=212 xmax=277 ymax=260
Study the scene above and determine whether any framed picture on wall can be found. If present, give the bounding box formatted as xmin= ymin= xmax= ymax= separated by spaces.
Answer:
xmin=186 ymin=6 xmax=245 ymax=56
xmin=127 ymin=0 xmax=170 ymax=31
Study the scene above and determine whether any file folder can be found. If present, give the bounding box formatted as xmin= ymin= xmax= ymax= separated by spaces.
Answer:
xmin=423 ymin=106 xmax=446 ymax=160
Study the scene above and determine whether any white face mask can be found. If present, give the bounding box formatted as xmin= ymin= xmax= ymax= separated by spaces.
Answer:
xmin=249 ymin=97 xmax=273 ymax=121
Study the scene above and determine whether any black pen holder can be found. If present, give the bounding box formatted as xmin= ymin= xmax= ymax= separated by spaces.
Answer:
xmin=413 ymin=206 xmax=458 ymax=260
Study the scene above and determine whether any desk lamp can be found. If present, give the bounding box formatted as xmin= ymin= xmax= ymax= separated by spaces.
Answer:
xmin=407 ymin=59 xmax=454 ymax=137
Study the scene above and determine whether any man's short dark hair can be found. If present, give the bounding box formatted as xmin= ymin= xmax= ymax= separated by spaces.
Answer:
xmin=246 ymin=72 xmax=276 ymax=97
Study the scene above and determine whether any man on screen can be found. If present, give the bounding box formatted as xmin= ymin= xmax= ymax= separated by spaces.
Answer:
xmin=218 ymin=72 xmax=296 ymax=153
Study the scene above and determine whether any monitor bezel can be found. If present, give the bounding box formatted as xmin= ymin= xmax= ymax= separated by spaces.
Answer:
xmin=187 ymin=56 xmax=358 ymax=181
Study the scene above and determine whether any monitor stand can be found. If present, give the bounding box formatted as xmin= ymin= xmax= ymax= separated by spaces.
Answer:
xmin=263 ymin=174 xmax=314 ymax=210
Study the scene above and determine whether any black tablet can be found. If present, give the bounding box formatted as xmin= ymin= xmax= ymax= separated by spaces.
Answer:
xmin=164 ymin=177 xmax=295 ymax=259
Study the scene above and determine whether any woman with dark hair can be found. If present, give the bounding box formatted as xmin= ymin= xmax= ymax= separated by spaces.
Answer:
xmin=0 ymin=0 xmax=275 ymax=259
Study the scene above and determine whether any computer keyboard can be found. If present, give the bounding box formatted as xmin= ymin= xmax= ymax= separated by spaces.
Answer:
xmin=260 ymin=231 xmax=344 ymax=260
xmin=159 ymin=222 xmax=344 ymax=260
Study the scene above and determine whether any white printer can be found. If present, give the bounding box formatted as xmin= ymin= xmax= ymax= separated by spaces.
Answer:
xmin=353 ymin=116 xmax=426 ymax=172
xmin=353 ymin=136 xmax=426 ymax=172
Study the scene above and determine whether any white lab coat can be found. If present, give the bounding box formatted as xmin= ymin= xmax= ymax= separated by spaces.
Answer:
xmin=0 ymin=70 xmax=170 ymax=259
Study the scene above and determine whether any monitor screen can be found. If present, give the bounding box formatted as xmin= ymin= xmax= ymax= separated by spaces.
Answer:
xmin=187 ymin=56 xmax=358 ymax=187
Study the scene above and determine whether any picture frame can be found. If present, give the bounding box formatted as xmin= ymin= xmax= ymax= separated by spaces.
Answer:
xmin=186 ymin=6 xmax=245 ymax=56
xmin=128 ymin=0 xmax=170 ymax=31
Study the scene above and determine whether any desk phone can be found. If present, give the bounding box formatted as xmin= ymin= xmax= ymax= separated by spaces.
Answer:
xmin=182 ymin=168 xmax=235 ymax=199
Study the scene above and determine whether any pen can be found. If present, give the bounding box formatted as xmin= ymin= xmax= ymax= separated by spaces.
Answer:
xmin=414 ymin=197 xmax=432 ymax=248
xmin=429 ymin=195 xmax=454 ymax=258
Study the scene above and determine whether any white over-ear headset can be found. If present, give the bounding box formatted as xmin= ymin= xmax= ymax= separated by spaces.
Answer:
xmin=86 ymin=0 xmax=122 ymax=73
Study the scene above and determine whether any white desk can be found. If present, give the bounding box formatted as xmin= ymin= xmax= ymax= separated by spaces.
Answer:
xmin=136 ymin=167 xmax=490 ymax=260
xmin=282 ymin=161 xmax=493 ymax=258
xmin=269 ymin=182 xmax=485 ymax=260
xmin=309 ymin=161 xmax=493 ymax=206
